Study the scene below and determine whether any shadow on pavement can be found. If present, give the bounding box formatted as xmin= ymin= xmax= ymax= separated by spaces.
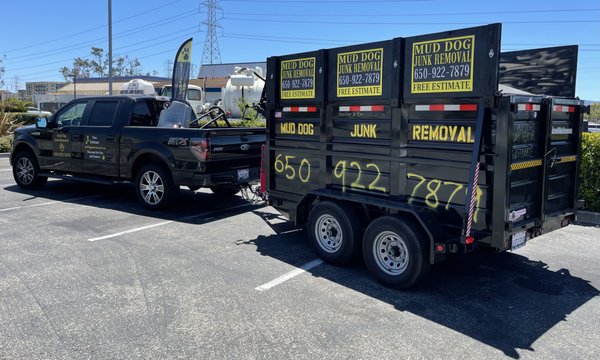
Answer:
xmin=244 ymin=210 xmax=600 ymax=359
xmin=2 ymin=180 xmax=255 ymax=224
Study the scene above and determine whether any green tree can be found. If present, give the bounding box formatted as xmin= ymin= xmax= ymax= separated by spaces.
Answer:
xmin=59 ymin=47 xmax=145 ymax=80
xmin=584 ymin=103 xmax=600 ymax=122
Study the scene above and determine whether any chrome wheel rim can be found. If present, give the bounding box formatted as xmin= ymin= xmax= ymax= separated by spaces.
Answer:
xmin=315 ymin=214 xmax=343 ymax=253
xmin=373 ymin=231 xmax=409 ymax=275
xmin=16 ymin=157 xmax=35 ymax=185
xmin=140 ymin=170 xmax=164 ymax=205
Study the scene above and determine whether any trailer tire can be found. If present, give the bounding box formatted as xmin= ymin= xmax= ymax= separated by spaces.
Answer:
xmin=12 ymin=151 xmax=48 ymax=190
xmin=307 ymin=201 xmax=362 ymax=265
xmin=362 ymin=216 xmax=430 ymax=289
xmin=135 ymin=163 xmax=177 ymax=210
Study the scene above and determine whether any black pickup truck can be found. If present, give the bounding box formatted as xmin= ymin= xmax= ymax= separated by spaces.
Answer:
xmin=10 ymin=95 xmax=265 ymax=209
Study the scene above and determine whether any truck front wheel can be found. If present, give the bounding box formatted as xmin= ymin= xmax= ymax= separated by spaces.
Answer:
xmin=135 ymin=164 xmax=177 ymax=210
xmin=307 ymin=201 xmax=362 ymax=265
xmin=12 ymin=151 xmax=48 ymax=190
xmin=362 ymin=216 xmax=430 ymax=289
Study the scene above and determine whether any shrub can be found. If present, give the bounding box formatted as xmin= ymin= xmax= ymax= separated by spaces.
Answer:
xmin=1 ymin=111 xmax=25 ymax=137
xmin=0 ymin=135 xmax=11 ymax=153
xmin=0 ymin=98 xmax=33 ymax=113
xmin=12 ymin=113 xmax=43 ymax=125
xmin=579 ymin=132 xmax=600 ymax=212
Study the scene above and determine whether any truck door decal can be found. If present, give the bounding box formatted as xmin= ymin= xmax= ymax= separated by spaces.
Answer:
xmin=53 ymin=132 xmax=71 ymax=158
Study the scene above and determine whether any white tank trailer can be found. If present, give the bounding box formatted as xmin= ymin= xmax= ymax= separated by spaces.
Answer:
xmin=221 ymin=67 xmax=265 ymax=118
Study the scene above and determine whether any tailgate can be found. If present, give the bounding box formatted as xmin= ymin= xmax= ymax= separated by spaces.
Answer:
xmin=205 ymin=127 xmax=266 ymax=172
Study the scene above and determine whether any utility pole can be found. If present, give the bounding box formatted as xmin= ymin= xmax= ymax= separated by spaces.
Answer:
xmin=201 ymin=0 xmax=222 ymax=65
xmin=108 ymin=0 xmax=113 ymax=95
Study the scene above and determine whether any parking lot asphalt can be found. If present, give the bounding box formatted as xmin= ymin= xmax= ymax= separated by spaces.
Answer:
xmin=1 ymin=156 xmax=599 ymax=359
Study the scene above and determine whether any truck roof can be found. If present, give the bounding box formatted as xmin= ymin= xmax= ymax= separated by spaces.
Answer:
xmin=73 ymin=95 xmax=169 ymax=102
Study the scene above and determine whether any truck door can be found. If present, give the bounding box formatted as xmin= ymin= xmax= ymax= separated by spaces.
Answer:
xmin=543 ymin=99 xmax=582 ymax=217
xmin=76 ymin=99 xmax=120 ymax=176
xmin=38 ymin=100 xmax=90 ymax=173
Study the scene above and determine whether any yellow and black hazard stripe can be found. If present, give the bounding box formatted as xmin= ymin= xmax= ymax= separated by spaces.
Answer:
xmin=556 ymin=155 xmax=577 ymax=164
xmin=510 ymin=159 xmax=543 ymax=171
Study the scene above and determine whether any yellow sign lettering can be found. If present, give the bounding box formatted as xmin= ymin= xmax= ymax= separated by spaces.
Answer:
xmin=411 ymin=125 xmax=475 ymax=143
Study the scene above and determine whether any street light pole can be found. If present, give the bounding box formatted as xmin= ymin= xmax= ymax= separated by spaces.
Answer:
xmin=68 ymin=73 xmax=77 ymax=100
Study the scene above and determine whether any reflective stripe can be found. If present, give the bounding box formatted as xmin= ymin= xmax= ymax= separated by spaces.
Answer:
xmin=553 ymin=105 xmax=575 ymax=113
xmin=414 ymin=104 xmax=478 ymax=112
xmin=557 ymin=155 xmax=577 ymax=163
xmin=517 ymin=103 xmax=541 ymax=111
xmin=339 ymin=105 xmax=385 ymax=112
xmin=282 ymin=106 xmax=317 ymax=112
xmin=510 ymin=159 xmax=543 ymax=171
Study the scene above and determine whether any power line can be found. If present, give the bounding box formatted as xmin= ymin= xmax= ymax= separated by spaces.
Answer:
xmin=222 ymin=16 xmax=600 ymax=25
xmin=226 ymin=8 xmax=600 ymax=17
xmin=3 ymin=0 xmax=185 ymax=54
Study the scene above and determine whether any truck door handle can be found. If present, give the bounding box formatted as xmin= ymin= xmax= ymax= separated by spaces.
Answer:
xmin=106 ymin=135 xmax=115 ymax=142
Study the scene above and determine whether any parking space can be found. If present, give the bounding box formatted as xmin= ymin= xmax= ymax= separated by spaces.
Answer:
xmin=1 ymin=156 xmax=599 ymax=359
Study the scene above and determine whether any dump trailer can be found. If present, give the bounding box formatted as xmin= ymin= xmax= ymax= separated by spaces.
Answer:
xmin=261 ymin=23 xmax=584 ymax=288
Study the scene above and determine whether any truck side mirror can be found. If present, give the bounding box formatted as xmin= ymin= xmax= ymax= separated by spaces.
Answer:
xmin=36 ymin=117 xmax=48 ymax=129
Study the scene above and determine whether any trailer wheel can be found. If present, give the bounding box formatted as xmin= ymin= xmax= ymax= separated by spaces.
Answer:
xmin=307 ymin=201 xmax=362 ymax=265
xmin=362 ymin=216 xmax=430 ymax=289
xmin=135 ymin=163 xmax=177 ymax=210
xmin=12 ymin=151 xmax=48 ymax=190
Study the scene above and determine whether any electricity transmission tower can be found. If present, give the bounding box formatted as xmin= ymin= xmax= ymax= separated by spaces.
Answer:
xmin=200 ymin=0 xmax=222 ymax=65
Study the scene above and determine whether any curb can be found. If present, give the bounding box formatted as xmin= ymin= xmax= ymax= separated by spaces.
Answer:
xmin=576 ymin=211 xmax=600 ymax=226
xmin=0 ymin=153 xmax=9 ymax=159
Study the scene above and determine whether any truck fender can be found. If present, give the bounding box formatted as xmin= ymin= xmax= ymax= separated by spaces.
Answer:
xmin=126 ymin=142 xmax=175 ymax=179
xmin=11 ymin=134 xmax=40 ymax=164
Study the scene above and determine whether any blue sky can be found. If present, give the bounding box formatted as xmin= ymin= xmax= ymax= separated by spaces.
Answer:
xmin=1 ymin=0 xmax=599 ymax=100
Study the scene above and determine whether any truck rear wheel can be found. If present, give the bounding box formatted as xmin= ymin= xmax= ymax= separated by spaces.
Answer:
xmin=12 ymin=151 xmax=48 ymax=190
xmin=362 ymin=216 xmax=430 ymax=289
xmin=307 ymin=201 xmax=362 ymax=265
xmin=135 ymin=163 xmax=177 ymax=210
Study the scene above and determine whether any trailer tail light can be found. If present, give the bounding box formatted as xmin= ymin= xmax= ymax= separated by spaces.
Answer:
xmin=465 ymin=236 xmax=475 ymax=245
xmin=260 ymin=144 xmax=266 ymax=194
xmin=190 ymin=138 xmax=209 ymax=161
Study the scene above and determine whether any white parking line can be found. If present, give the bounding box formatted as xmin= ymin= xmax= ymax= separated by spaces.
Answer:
xmin=87 ymin=203 xmax=253 ymax=242
xmin=255 ymin=258 xmax=324 ymax=291
xmin=0 ymin=193 xmax=118 ymax=213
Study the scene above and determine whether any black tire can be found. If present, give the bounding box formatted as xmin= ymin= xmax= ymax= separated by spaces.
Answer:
xmin=12 ymin=151 xmax=48 ymax=190
xmin=135 ymin=163 xmax=177 ymax=210
xmin=362 ymin=216 xmax=430 ymax=289
xmin=307 ymin=201 xmax=362 ymax=265
xmin=210 ymin=185 xmax=240 ymax=197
